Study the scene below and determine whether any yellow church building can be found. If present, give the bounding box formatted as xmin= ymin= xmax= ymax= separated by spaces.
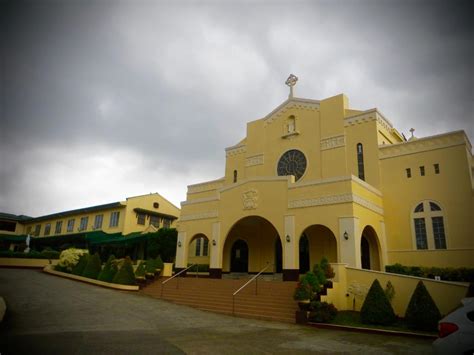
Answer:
xmin=179 ymin=75 xmax=474 ymax=281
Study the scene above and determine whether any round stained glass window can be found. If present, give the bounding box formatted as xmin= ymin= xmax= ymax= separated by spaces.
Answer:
xmin=277 ymin=149 xmax=307 ymax=181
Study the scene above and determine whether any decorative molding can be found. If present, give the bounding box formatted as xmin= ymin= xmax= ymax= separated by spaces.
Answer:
xmin=187 ymin=178 xmax=225 ymax=194
xmin=225 ymin=144 xmax=246 ymax=157
xmin=344 ymin=108 xmax=393 ymax=133
xmin=379 ymin=130 xmax=468 ymax=160
xmin=180 ymin=196 xmax=220 ymax=206
xmin=289 ymin=176 xmax=351 ymax=189
xmin=179 ymin=211 xmax=218 ymax=222
xmin=245 ymin=154 xmax=264 ymax=167
xmin=320 ymin=134 xmax=346 ymax=151
xmin=242 ymin=189 xmax=258 ymax=210
xmin=263 ymin=98 xmax=320 ymax=127
xmin=289 ymin=193 xmax=353 ymax=209
xmin=288 ymin=193 xmax=384 ymax=215
xmin=281 ymin=131 xmax=300 ymax=139
xmin=219 ymin=176 xmax=290 ymax=193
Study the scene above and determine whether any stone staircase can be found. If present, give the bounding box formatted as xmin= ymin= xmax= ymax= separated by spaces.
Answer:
xmin=141 ymin=277 xmax=298 ymax=323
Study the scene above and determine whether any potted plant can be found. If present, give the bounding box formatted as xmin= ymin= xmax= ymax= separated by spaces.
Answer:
xmin=294 ymin=272 xmax=320 ymax=310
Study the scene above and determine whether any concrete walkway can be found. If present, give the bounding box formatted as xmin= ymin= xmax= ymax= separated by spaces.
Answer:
xmin=0 ymin=269 xmax=433 ymax=354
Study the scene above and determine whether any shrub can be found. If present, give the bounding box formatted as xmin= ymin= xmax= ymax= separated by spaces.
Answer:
xmin=71 ymin=254 xmax=89 ymax=275
xmin=58 ymin=248 xmax=89 ymax=271
xmin=294 ymin=272 xmax=320 ymax=300
xmin=405 ymin=281 xmax=441 ymax=331
xmin=40 ymin=249 xmax=60 ymax=259
xmin=312 ymin=264 xmax=327 ymax=288
xmin=320 ymin=257 xmax=335 ymax=280
xmin=98 ymin=255 xmax=118 ymax=282
xmin=135 ymin=261 xmax=146 ymax=278
xmin=145 ymin=257 xmax=158 ymax=275
xmin=360 ymin=279 xmax=396 ymax=325
xmin=384 ymin=281 xmax=395 ymax=304
xmin=112 ymin=257 xmax=136 ymax=285
xmin=385 ymin=264 xmax=474 ymax=282
xmin=308 ymin=301 xmax=338 ymax=323
xmin=155 ymin=256 xmax=164 ymax=270
xmin=82 ymin=253 xmax=102 ymax=280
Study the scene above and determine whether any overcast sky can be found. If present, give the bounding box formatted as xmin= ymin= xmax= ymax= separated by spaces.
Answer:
xmin=1 ymin=0 xmax=473 ymax=217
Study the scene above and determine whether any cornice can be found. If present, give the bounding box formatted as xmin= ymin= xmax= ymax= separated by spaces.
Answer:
xmin=179 ymin=211 xmax=219 ymax=222
xmin=180 ymin=196 xmax=220 ymax=206
xmin=263 ymin=97 xmax=320 ymax=127
xmin=379 ymin=130 xmax=469 ymax=160
xmin=187 ymin=178 xmax=225 ymax=194
xmin=344 ymin=108 xmax=394 ymax=133
xmin=219 ymin=176 xmax=291 ymax=193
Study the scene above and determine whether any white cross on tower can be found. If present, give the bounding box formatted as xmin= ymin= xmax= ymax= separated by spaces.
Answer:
xmin=285 ymin=74 xmax=298 ymax=98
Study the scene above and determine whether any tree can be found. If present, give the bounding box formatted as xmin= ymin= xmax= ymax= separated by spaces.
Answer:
xmin=146 ymin=228 xmax=178 ymax=262
xmin=405 ymin=281 xmax=441 ymax=331
xmin=360 ymin=279 xmax=396 ymax=325
xmin=71 ymin=254 xmax=89 ymax=276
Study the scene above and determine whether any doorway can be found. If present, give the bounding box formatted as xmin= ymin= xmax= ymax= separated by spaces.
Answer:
xmin=231 ymin=239 xmax=248 ymax=272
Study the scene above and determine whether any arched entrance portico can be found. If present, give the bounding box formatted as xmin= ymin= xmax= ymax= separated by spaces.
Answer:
xmin=299 ymin=224 xmax=337 ymax=274
xmin=223 ymin=216 xmax=281 ymax=275
xmin=360 ymin=225 xmax=381 ymax=271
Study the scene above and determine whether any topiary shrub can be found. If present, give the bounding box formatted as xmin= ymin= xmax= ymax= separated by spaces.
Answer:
xmin=320 ymin=257 xmax=335 ymax=280
xmin=312 ymin=263 xmax=327 ymax=287
xmin=155 ymin=256 xmax=164 ymax=271
xmin=308 ymin=301 xmax=338 ymax=323
xmin=360 ymin=279 xmax=396 ymax=325
xmin=294 ymin=272 xmax=321 ymax=301
xmin=145 ymin=257 xmax=157 ymax=277
xmin=384 ymin=280 xmax=395 ymax=304
xmin=135 ymin=261 xmax=146 ymax=278
xmin=71 ymin=254 xmax=89 ymax=276
xmin=98 ymin=255 xmax=118 ymax=282
xmin=112 ymin=257 xmax=136 ymax=285
xmin=405 ymin=281 xmax=441 ymax=331
xmin=82 ymin=253 xmax=102 ymax=279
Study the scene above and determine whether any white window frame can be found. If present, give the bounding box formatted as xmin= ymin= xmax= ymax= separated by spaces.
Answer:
xmin=79 ymin=217 xmax=88 ymax=231
xmin=109 ymin=211 xmax=120 ymax=228
xmin=94 ymin=214 xmax=103 ymax=230
xmin=55 ymin=221 xmax=63 ymax=234
xmin=67 ymin=219 xmax=75 ymax=233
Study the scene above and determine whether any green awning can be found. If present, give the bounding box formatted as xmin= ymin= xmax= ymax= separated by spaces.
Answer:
xmin=87 ymin=231 xmax=148 ymax=246
xmin=0 ymin=234 xmax=27 ymax=242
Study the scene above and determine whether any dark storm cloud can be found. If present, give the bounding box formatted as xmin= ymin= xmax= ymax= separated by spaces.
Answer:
xmin=1 ymin=0 xmax=472 ymax=215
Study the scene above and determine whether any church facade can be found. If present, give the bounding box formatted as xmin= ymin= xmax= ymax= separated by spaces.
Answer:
xmin=177 ymin=79 xmax=473 ymax=281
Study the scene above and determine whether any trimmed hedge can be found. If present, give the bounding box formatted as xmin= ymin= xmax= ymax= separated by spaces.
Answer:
xmin=98 ymin=255 xmax=117 ymax=282
xmin=112 ymin=257 xmax=136 ymax=285
xmin=82 ymin=253 xmax=102 ymax=280
xmin=386 ymin=263 xmax=474 ymax=282
xmin=309 ymin=301 xmax=338 ymax=323
xmin=135 ymin=261 xmax=146 ymax=278
xmin=71 ymin=254 xmax=89 ymax=276
xmin=405 ymin=281 xmax=441 ymax=331
xmin=360 ymin=279 xmax=396 ymax=325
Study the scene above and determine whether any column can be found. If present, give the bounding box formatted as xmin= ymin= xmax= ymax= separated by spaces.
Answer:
xmin=282 ymin=215 xmax=299 ymax=281
xmin=174 ymin=231 xmax=188 ymax=276
xmin=209 ymin=222 xmax=222 ymax=279
xmin=339 ymin=217 xmax=361 ymax=268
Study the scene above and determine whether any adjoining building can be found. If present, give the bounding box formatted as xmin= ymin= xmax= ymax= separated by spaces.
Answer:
xmin=0 ymin=193 xmax=180 ymax=252
xmin=180 ymin=77 xmax=473 ymax=281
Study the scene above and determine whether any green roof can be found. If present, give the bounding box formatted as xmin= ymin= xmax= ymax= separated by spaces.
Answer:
xmin=0 ymin=213 xmax=33 ymax=222
xmin=0 ymin=234 xmax=28 ymax=242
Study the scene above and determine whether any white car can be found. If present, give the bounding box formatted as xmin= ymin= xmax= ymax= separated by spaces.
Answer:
xmin=433 ymin=297 xmax=474 ymax=355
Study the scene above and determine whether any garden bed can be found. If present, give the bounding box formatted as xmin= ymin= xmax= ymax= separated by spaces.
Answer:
xmin=309 ymin=311 xmax=437 ymax=339
xmin=43 ymin=265 xmax=140 ymax=291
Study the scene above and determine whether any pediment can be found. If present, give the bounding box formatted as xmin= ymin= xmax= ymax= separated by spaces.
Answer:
xmin=263 ymin=97 xmax=320 ymax=127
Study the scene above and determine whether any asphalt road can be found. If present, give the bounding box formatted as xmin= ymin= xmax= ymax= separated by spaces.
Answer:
xmin=0 ymin=269 xmax=433 ymax=354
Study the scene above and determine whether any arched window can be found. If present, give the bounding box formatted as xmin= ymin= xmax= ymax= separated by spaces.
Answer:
xmin=357 ymin=143 xmax=365 ymax=181
xmin=412 ymin=200 xmax=447 ymax=250
xmin=233 ymin=170 xmax=237 ymax=183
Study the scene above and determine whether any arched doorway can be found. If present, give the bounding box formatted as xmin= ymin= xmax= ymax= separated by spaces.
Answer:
xmin=231 ymin=239 xmax=248 ymax=272
xmin=360 ymin=226 xmax=381 ymax=271
xmin=223 ymin=216 xmax=280 ymax=274
xmin=299 ymin=234 xmax=310 ymax=274
xmin=299 ymin=225 xmax=337 ymax=272
xmin=275 ymin=236 xmax=282 ymax=273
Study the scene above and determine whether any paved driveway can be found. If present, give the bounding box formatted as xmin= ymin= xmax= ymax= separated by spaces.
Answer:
xmin=0 ymin=269 xmax=432 ymax=354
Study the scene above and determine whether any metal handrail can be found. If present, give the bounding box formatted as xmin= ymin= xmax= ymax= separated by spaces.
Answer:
xmin=232 ymin=263 xmax=274 ymax=315
xmin=161 ymin=263 xmax=196 ymax=297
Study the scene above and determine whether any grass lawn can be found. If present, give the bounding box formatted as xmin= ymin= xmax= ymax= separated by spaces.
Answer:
xmin=328 ymin=311 xmax=437 ymax=336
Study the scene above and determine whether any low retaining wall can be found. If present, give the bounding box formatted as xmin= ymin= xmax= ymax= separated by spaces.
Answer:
xmin=328 ymin=265 xmax=468 ymax=316
xmin=0 ymin=258 xmax=59 ymax=268
xmin=43 ymin=265 xmax=140 ymax=291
